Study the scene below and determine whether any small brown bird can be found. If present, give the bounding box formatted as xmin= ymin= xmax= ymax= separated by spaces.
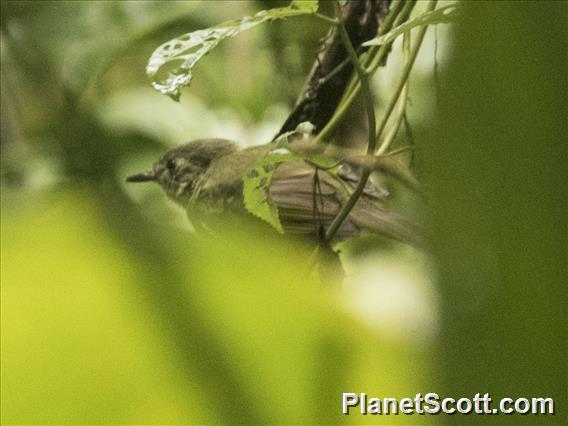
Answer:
xmin=127 ymin=138 xmax=420 ymax=245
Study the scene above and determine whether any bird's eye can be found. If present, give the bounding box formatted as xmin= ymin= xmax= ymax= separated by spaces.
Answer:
xmin=166 ymin=159 xmax=176 ymax=172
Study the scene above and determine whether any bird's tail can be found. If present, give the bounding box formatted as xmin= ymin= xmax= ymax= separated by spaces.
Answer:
xmin=349 ymin=197 xmax=424 ymax=247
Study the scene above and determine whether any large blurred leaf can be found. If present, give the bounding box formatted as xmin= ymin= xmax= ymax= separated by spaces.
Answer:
xmin=146 ymin=1 xmax=319 ymax=101
xmin=0 ymin=191 xmax=203 ymax=424
xmin=424 ymin=1 xmax=566 ymax=422
xmin=2 ymin=187 xmax=433 ymax=424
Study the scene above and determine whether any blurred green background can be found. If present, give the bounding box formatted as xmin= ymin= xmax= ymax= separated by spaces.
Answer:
xmin=1 ymin=1 xmax=565 ymax=424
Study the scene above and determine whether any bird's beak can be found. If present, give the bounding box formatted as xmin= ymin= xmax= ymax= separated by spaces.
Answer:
xmin=126 ymin=170 xmax=156 ymax=183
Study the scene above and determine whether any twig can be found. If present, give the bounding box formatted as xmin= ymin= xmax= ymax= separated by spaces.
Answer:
xmin=375 ymin=0 xmax=437 ymax=154
xmin=324 ymin=1 xmax=377 ymax=242
xmin=342 ymin=154 xmax=422 ymax=193
xmin=341 ymin=0 xmax=413 ymax=104
xmin=365 ymin=0 xmax=415 ymax=73
xmin=384 ymin=145 xmax=416 ymax=157
xmin=402 ymin=111 xmax=416 ymax=166
xmin=324 ymin=0 xmax=437 ymax=242
xmin=313 ymin=0 xmax=409 ymax=144
xmin=277 ymin=0 xmax=390 ymax=137
xmin=315 ymin=12 xmax=339 ymax=26
xmin=376 ymin=28 xmax=411 ymax=155
xmin=317 ymin=56 xmax=351 ymax=87
xmin=335 ymin=5 xmax=377 ymax=154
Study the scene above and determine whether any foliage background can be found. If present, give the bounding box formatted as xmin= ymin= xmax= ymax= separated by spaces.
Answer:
xmin=1 ymin=1 xmax=565 ymax=424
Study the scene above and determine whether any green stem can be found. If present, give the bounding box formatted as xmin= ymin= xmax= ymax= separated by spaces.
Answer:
xmin=312 ymin=81 xmax=358 ymax=145
xmin=325 ymin=0 xmax=437 ymax=242
xmin=384 ymin=145 xmax=416 ymax=157
xmin=325 ymin=168 xmax=372 ymax=242
xmin=366 ymin=0 xmax=415 ymax=73
xmin=313 ymin=0 xmax=409 ymax=144
xmin=324 ymin=1 xmax=377 ymax=242
xmin=376 ymin=29 xmax=411 ymax=155
xmin=317 ymin=56 xmax=352 ymax=87
xmin=314 ymin=12 xmax=339 ymax=25
xmin=337 ymin=0 xmax=409 ymax=107
xmin=335 ymin=6 xmax=377 ymax=154
xmin=375 ymin=0 xmax=436 ymax=154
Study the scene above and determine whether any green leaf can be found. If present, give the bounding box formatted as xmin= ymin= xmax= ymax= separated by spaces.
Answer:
xmin=363 ymin=3 xmax=461 ymax=48
xmin=147 ymin=1 xmax=319 ymax=101
xmin=242 ymin=148 xmax=338 ymax=233
xmin=242 ymin=157 xmax=285 ymax=233
xmin=242 ymin=151 xmax=314 ymax=233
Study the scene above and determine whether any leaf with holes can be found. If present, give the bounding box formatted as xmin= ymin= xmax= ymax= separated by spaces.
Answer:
xmin=243 ymin=158 xmax=285 ymax=233
xmin=243 ymin=148 xmax=338 ymax=233
xmin=147 ymin=1 xmax=319 ymax=101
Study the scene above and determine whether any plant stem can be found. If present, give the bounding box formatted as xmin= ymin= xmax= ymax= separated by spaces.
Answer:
xmin=376 ymin=0 xmax=437 ymax=154
xmin=376 ymin=29 xmax=411 ymax=155
xmin=324 ymin=1 xmax=377 ymax=242
xmin=384 ymin=145 xmax=416 ymax=157
xmin=313 ymin=0 xmax=408 ymax=144
xmin=314 ymin=12 xmax=339 ymax=25
xmin=335 ymin=5 xmax=377 ymax=154
xmin=325 ymin=0 xmax=437 ymax=242
xmin=317 ymin=56 xmax=352 ymax=87
xmin=325 ymin=169 xmax=372 ymax=242
xmin=366 ymin=0 xmax=415 ymax=73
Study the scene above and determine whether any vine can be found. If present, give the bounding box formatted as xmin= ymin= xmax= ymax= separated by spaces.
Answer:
xmin=319 ymin=0 xmax=438 ymax=242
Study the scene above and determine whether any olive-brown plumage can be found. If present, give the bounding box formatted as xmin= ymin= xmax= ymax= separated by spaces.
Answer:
xmin=127 ymin=138 xmax=421 ymax=245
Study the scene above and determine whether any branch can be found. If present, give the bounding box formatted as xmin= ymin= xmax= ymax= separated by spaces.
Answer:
xmin=274 ymin=0 xmax=391 ymax=138
xmin=335 ymin=3 xmax=377 ymax=154
xmin=325 ymin=0 xmax=437 ymax=242
xmin=376 ymin=27 xmax=411 ymax=155
xmin=323 ymin=1 xmax=379 ymax=242
xmin=376 ymin=0 xmax=436 ymax=153
xmin=313 ymin=0 xmax=411 ymax=144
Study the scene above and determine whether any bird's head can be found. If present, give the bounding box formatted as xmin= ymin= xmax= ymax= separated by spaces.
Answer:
xmin=126 ymin=138 xmax=237 ymax=204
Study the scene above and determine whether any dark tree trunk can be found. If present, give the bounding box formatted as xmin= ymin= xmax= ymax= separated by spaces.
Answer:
xmin=275 ymin=0 xmax=391 ymax=138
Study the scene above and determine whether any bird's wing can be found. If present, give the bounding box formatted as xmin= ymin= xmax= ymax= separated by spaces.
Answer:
xmin=336 ymin=163 xmax=390 ymax=201
xmin=269 ymin=161 xmax=422 ymax=245
xmin=348 ymin=196 xmax=424 ymax=246
xmin=269 ymin=162 xmax=359 ymax=239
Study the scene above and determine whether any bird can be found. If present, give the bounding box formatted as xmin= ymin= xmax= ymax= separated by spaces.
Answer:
xmin=126 ymin=138 xmax=421 ymax=245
